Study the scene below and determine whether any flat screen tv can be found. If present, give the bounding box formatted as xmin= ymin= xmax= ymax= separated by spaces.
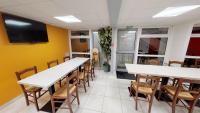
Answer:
xmin=2 ymin=13 xmax=48 ymax=43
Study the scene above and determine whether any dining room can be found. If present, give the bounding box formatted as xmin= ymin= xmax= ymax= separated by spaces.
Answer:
xmin=0 ymin=0 xmax=200 ymax=113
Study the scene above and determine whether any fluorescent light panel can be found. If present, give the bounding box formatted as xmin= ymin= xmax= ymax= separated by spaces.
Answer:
xmin=153 ymin=5 xmax=200 ymax=18
xmin=5 ymin=20 xmax=31 ymax=26
xmin=54 ymin=15 xmax=81 ymax=23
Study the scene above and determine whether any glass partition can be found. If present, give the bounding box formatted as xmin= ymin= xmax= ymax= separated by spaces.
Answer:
xmin=138 ymin=38 xmax=168 ymax=55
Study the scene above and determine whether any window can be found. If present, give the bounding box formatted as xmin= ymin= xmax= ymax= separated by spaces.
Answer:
xmin=186 ymin=38 xmax=200 ymax=56
xmin=71 ymin=30 xmax=89 ymax=36
xmin=184 ymin=26 xmax=200 ymax=68
xmin=137 ymin=28 xmax=169 ymax=65
xmin=71 ymin=38 xmax=90 ymax=52
xmin=142 ymin=28 xmax=168 ymax=34
xmin=138 ymin=38 xmax=168 ymax=55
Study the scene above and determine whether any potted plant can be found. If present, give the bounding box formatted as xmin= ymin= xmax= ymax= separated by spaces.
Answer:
xmin=98 ymin=26 xmax=112 ymax=72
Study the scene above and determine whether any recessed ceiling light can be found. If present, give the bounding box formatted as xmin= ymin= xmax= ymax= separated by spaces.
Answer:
xmin=128 ymin=31 xmax=136 ymax=33
xmin=153 ymin=5 xmax=200 ymax=18
xmin=54 ymin=15 xmax=81 ymax=23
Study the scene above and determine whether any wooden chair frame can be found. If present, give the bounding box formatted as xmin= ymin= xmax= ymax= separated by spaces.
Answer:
xmin=163 ymin=78 xmax=200 ymax=113
xmin=63 ymin=56 xmax=70 ymax=62
xmin=132 ymin=75 xmax=160 ymax=113
xmin=15 ymin=66 xmax=47 ymax=111
xmin=79 ymin=62 xmax=90 ymax=92
xmin=51 ymin=68 xmax=80 ymax=113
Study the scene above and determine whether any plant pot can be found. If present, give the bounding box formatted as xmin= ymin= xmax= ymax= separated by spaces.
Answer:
xmin=103 ymin=63 xmax=110 ymax=72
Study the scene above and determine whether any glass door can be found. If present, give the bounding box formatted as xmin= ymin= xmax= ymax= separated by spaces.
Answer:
xmin=116 ymin=29 xmax=137 ymax=71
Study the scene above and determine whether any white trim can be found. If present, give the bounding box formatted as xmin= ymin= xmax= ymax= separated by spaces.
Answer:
xmin=137 ymin=54 xmax=165 ymax=57
xmin=140 ymin=34 xmax=169 ymax=38
xmin=71 ymin=36 xmax=90 ymax=39
xmin=185 ymin=55 xmax=200 ymax=59
xmin=0 ymin=94 xmax=23 ymax=111
xmin=191 ymin=34 xmax=200 ymax=37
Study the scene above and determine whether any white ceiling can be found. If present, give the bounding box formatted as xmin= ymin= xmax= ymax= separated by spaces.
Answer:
xmin=118 ymin=0 xmax=200 ymax=27
xmin=0 ymin=0 xmax=200 ymax=29
xmin=0 ymin=0 xmax=110 ymax=29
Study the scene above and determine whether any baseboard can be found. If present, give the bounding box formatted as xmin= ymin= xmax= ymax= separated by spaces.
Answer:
xmin=0 ymin=94 xmax=23 ymax=111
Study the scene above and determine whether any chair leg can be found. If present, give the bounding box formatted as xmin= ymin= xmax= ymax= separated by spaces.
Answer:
xmin=33 ymin=92 xmax=39 ymax=111
xmin=148 ymin=95 xmax=154 ymax=113
xmin=76 ymin=87 xmax=80 ymax=105
xmin=90 ymin=71 xmax=93 ymax=81
xmin=51 ymin=98 xmax=56 ymax=113
xmin=172 ymin=99 xmax=176 ymax=113
xmin=24 ymin=93 xmax=29 ymax=106
xmin=67 ymin=98 xmax=73 ymax=113
xmin=87 ymin=74 xmax=90 ymax=87
xmin=92 ymin=68 xmax=95 ymax=78
xmin=83 ymin=80 xmax=87 ymax=92
xmin=135 ymin=91 xmax=138 ymax=110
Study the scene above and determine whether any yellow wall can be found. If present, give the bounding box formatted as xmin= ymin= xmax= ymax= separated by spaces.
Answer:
xmin=0 ymin=15 xmax=70 ymax=105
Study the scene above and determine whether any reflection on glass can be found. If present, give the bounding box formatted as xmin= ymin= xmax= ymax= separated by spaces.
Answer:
xmin=71 ymin=38 xmax=90 ymax=52
xmin=192 ymin=27 xmax=200 ymax=34
xmin=138 ymin=38 xmax=167 ymax=55
xmin=186 ymin=38 xmax=200 ymax=56
xmin=117 ymin=29 xmax=136 ymax=52
xmin=142 ymin=28 xmax=168 ymax=34
xmin=117 ymin=53 xmax=134 ymax=69
xmin=137 ymin=57 xmax=163 ymax=65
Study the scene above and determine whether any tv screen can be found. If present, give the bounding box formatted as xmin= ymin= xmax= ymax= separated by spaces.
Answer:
xmin=2 ymin=13 xmax=48 ymax=43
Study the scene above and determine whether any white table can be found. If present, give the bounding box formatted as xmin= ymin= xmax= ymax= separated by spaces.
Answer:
xmin=18 ymin=57 xmax=89 ymax=112
xmin=126 ymin=64 xmax=200 ymax=80
xmin=18 ymin=57 xmax=89 ymax=89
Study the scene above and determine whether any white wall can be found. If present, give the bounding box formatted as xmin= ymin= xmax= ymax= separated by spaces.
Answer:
xmin=111 ymin=28 xmax=118 ymax=72
xmin=165 ymin=23 xmax=194 ymax=62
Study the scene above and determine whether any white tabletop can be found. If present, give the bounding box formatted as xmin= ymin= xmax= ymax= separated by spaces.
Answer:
xmin=18 ymin=57 xmax=89 ymax=88
xmin=126 ymin=64 xmax=200 ymax=80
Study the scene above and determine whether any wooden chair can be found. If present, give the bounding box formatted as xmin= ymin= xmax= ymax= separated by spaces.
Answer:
xmin=51 ymin=68 xmax=80 ymax=113
xmin=168 ymin=61 xmax=184 ymax=86
xmin=15 ymin=66 xmax=47 ymax=111
xmin=47 ymin=59 xmax=62 ymax=87
xmin=78 ymin=62 xmax=90 ymax=92
xmin=86 ymin=59 xmax=95 ymax=81
xmin=146 ymin=59 xmax=160 ymax=65
xmin=130 ymin=75 xmax=160 ymax=113
xmin=161 ymin=78 xmax=200 ymax=113
xmin=63 ymin=56 xmax=70 ymax=62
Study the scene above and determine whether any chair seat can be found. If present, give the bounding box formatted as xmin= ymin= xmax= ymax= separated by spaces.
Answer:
xmin=53 ymin=85 xmax=76 ymax=98
xmin=131 ymin=80 xmax=153 ymax=94
xmin=79 ymin=72 xmax=86 ymax=80
xmin=26 ymin=87 xmax=41 ymax=92
xmin=163 ymin=85 xmax=194 ymax=100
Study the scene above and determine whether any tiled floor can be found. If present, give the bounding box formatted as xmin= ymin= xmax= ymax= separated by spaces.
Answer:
xmin=0 ymin=70 xmax=200 ymax=113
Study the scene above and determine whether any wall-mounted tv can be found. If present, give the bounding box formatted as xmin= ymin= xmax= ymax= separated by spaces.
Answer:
xmin=2 ymin=13 xmax=48 ymax=43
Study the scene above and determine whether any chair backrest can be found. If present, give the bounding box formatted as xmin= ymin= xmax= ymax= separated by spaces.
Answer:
xmin=63 ymin=56 xmax=70 ymax=62
xmin=47 ymin=59 xmax=59 ymax=68
xmin=65 ymin=68 xmax=79 ymax=95
xmin=146 ymin=59 xmax=160 ymax=65
xmin=15 ymin=66 xmax=37 ymax=92
xmin=136 ymin=75 xmax=160 ymax=92
xmin=169 ymin=61 xmax=184 ymax=67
